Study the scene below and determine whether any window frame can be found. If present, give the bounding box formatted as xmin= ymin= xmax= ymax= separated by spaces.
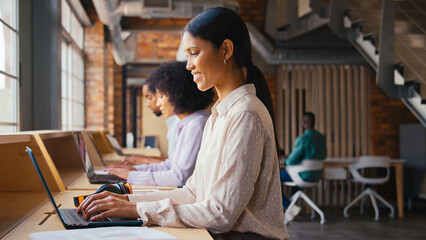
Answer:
xmin=0 ymin=0 xmax=20 ymax=133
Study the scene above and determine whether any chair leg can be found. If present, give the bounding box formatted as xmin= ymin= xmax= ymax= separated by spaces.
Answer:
xmin=371 ymin=190 xmax=395 ymax=218
xmin=344 ymin=189 xmax=369 ymax=218
xmin=285 ymin=191 xmax=302 ymax=225
xmin=368 ymin=189 xmax=379 ymax=221
xmin=299 ymin=191 xmax=326 ymax=224
xmin=360 ymin=194 xmax=367 ymax=214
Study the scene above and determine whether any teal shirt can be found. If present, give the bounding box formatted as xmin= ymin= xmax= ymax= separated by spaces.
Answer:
xmin=285 ymin=129 xmax=327 ymax=182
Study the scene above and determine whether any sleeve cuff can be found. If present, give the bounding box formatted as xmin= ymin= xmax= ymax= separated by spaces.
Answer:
xmin=134 ymin=164 xmax=149 ymax=171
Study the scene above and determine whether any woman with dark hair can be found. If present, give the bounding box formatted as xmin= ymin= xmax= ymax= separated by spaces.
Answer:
xmin=106 ymin=61 xmax=213 ymax=187
xmin=79 ymin=7 xmax=288 ymax=240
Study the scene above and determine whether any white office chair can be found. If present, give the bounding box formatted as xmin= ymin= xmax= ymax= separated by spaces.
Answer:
xmin=343 ymin=156 xmax=395 ymax=221
xmin=324 ymin=167 xmax=348 ymax=205
xmin=284 ymin=160 xmax=325 ymax=224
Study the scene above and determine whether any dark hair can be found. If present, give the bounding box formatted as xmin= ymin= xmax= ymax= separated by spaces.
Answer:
xmin=183 ymin=7 xmax=275 ymax=121
xmin=303 ymin=112 xmax=315 ymax=127
xmin=154 ymin=61 xmax=214 ymax=114
xmin=145 ymin=70 xmax=160 ymax=94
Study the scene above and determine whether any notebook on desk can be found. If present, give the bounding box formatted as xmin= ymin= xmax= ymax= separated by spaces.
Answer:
xmin=25 ymin=147 xmax=143 ymax=229
xmin=72 ymin=132 xmax=124 ymax=184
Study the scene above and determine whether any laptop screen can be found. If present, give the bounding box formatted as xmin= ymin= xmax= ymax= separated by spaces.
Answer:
xmin=25 ymin=147 xmax=67 ymax=225
xmin=106 ymin=134 xmax=124 ymax=155
xmin=72 ymin=132 xmax=95 ymax=176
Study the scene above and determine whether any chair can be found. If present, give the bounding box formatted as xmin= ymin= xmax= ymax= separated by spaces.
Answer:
xmin=284 ymin=160 xmax=325 ymax=224
xmin=324 ymin=167 xmax=348 ymax=205
xmin=343 ymin=156 xmax=395 ymax=221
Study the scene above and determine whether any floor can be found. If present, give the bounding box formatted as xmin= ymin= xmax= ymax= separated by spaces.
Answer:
xmin=285 ymin=200 xmax=426 ymax=240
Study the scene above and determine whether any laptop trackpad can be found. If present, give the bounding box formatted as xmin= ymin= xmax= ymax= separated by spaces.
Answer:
xmin=94 ymin=170 xmax=108 ymax=175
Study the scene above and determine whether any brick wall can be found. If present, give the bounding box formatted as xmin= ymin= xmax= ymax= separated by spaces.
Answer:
xmin=136 ymin=32 xmax=182 ymax=60
xmin=84 ymin=8 xmax=106 ymax=130
xmin=370 ymin=78 xmax=419 ymax=158
xmin=237 ymin=0 xmax=268 ymax=29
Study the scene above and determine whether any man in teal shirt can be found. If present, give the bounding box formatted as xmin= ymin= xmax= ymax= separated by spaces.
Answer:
xmin=280 ymin=112 xmax=327 ymax=216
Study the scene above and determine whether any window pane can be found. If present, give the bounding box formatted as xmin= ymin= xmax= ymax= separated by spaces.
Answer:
xmin=61 ymin=71 xmax=67 ymax=97
xmin=62 ymin=98 xmax=68 ymax=130
xmin=61 ymin=41 xmax=67 ymax=70
xmin=72 ymin=76 xmax=84 ymax=103
xmin=61 ymin=0 xmax=70 ymax=33
xmin=0 ymin=22 xmax=17 ymax=76
xmin=0 ymin=74 xmax=17 ymax=122
xmin=72 ymin=49 xmax=83 ymax=80
xmin=70 ymin=13 xmax=83 ymax=49
xmin=72 ymin=102 xmax=84 ymax=129
xmin=0 ymin=125 xmax=17 ymax=133
xmin=0 ymin=0 xmax=17 ymax=29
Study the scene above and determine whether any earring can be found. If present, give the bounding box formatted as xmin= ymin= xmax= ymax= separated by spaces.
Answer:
xmin=224 ymin=59 xmax=227 ymax=64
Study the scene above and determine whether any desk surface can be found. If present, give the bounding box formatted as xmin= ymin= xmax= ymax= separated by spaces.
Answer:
xmin=122 ymin=147 xmax=162 ymax=157
xmin=0 ymin=192 xmax=48 ymax=239
xmin=1 ymin=191 xmax=212 ymax=240
xmin=67 ymin=173 xmax=177 ymax=191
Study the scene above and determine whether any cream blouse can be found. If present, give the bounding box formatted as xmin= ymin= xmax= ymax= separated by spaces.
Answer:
xmin=128 ymin=84 xmax=288 ymax=240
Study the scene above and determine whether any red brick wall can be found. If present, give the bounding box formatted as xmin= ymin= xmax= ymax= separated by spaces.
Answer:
xmin=237 ymin=0 xmax=268 ymax=29
xmin=84 ymin=8 xmax=106 ymax=130
xmin=113 ymin=63 xmax=123 ymax=143
xmin=370 ymin=78 xmax=419 ymax=158
xmin=135 ymin=32 xmax=181 ymax=60
xmin=106 ymin=44 xmax=115 ymax=135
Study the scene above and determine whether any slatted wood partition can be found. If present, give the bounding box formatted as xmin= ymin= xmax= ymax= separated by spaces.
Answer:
xmin=276 ymin=64 xmax=372 ymax=206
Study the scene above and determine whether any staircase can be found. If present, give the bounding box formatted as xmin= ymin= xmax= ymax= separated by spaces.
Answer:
xmin=266 ymin=0 xmax=426 ymax=127
xmin=342 ymin=0 xmax=426 ymax=127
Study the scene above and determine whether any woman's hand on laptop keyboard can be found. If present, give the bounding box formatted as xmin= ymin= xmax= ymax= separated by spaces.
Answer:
xmin=105 ymin=165 xmax=136 ymax=180
xmin=77 ymin=191 xmax=139 ymax=221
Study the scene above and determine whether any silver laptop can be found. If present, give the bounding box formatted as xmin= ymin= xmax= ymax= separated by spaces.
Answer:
xmin=72 ymin=132 xmax=124 ymax=184
xmin=26 ymin=147 xmax=143 ymax=229
xmin=105 ymin=134 xmax=131 ymax=156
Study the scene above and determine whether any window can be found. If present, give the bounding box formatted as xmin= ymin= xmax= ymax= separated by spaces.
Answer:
xmin=61 ymin=0 xmax=85 ymax=130
xmin=0 ymin=1 xmax=19 ymax=133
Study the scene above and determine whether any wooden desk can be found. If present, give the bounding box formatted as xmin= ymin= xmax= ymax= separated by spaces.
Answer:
xmin=0 ymin=133 xmax=64 ymax=238
xmin=0 ymin=192 xmax=47 ymax=238
xmin=88 ymin=131 xmax=162 ymax=158
xmin=324 ymin=157 xmax=405 ymax=218
xmin=122 ymin=147 xmax=162 ymax=157
xmin=1 ymin=191 xmax=212 ymax=240
xmin=66 ymin=173 xmax=176 ymax=191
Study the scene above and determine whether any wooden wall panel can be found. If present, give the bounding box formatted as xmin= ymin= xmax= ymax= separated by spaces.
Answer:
xmin=332 ymin=66 xmax=340 ymax=157
xmin=291 ymin=66 xmax=298 ymax=149
xmin=347 ymin=66 xmax=354 ymax=157
xmin=284 ymin=66 xmax=291 ymax=154
xmin=278 ymin=63 xmax=372 ymax=206
xmin=325 ymin=65 xmax=333 ymax=155
xmin=276 ymin=66 xmax=284 ymax=150
xmin=278 ymin=64 xmax=371 ymax=159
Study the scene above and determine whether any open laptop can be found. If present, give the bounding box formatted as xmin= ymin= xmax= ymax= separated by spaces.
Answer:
xmin=72 ymin=132 xmax=124 ymax=184
xmin=25 ymin=147 xmax=143 ymax=228
xmin=105 ymin=134 xmax=130 ymax=156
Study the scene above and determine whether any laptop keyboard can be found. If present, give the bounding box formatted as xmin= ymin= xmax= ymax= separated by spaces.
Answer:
xmin=60 ymin=209 xmax=109 ymax=225
xmin=61 ymin=209 xmax=88 ymax=225
xmin=93 ymin=174 xmax=123 ymax=181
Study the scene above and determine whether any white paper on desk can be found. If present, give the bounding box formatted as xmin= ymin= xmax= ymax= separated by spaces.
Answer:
xmin=29 ymin=226 xmax=178 ymax=240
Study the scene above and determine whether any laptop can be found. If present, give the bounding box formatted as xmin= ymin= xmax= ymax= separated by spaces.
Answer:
xmin=25 ymin=147 xmax=143 ymax=228
xmin=72 ymin=132 xmax=124 ymax=184
xmin=105 ymin=134 xmax=131 ymax=156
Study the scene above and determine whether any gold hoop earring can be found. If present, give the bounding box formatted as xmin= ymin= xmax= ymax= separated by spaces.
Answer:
xmin=224 ymin=59 xmax=227 ymax=64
